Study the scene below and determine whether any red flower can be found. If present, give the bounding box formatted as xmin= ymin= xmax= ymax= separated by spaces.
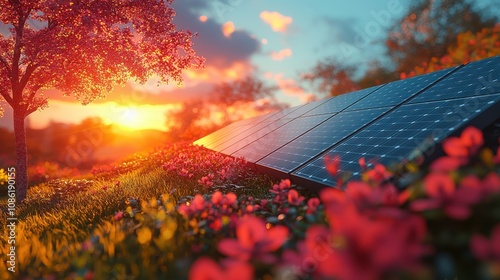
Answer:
xmin=288 ymin=189 xmax=305 ymax=206
xmin=411 ymin=173 xmax=476 ymax=219
xmin=470 ymin=224 xmax=500 ymax=261
xmin=365 ymin=164 xmax=391 ymax=183
xmin=442 ymin=126 xmax=483 ymax=158
xmin=270 ymin=179 xmax=291 ymax=194
xmin=430 ymin=156 xmax=463 ymax=173
xmin=324 ymin=155 xmax=340 ymax=177
xmin=306 ymin=198 xmax=320 ymax=214
xmin=114 ymin=211 xmax=124 ymax=221
xmin=189 ymin=257 xmax=253 ymax=280
xmin=217 ymin=216 xmax=288 ymax=263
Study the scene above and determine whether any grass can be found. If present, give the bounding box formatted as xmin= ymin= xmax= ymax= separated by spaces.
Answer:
xmin=0 ymin=143 xmax=275 ymax=279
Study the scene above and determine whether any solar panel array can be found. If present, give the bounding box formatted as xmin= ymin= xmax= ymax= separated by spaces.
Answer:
xmin=194 ymin=55 xmax=500 ymax=190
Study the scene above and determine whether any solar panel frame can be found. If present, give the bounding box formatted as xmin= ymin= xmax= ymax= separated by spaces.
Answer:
xmin=291 ymin=94 xmax=500 ymax=190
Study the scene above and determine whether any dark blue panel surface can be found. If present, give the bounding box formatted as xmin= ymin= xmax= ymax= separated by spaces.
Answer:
xmin=410 ymin=55 xmax=500 ymax=103
xmin=292 ymin=94 xmax=500 ymax=187
xmin=232 ymin=114 xmax=332 ymax=162
xmin=303 ymin=85 xmax=382 ymax=116
xmin=347 ymin=67 xmax=457 ymax=110
xmin=257 ymin=107 xmax=392 ymax=173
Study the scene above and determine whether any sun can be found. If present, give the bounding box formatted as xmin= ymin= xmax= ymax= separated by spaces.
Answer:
xmin=118 ymin=107 xmax=143 ymax=130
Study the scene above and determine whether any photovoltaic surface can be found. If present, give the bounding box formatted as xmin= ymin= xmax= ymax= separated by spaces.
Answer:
xmin=346 ymin=67 xmax=457 ymax=110
xmin=256 ymin=107 xmax=392 ymax=173
xmin=410 ymin=56 xmax=500 ymax=103
xmin=304 ymin=85 xmax=382 ymax=116
xmin=194 ymin=55 xmax=500 ymax=191
xmin=292 ymin=94 xmax=500 ymax=187
xmin=232 ymin=114 xmax=332 ymax=162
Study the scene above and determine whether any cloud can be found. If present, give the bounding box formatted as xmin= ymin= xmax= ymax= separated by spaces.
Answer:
xmin=322 ymin=16 xmax=357 ymax=44
xmin=222 ymin=21 xmax=235 ymax=37
xmin=260 ymin=11 xmax=293 ymax=33
xmin=270 ymin=48 xmax=292 ymax=61
xmin=171 ymin=0 xmax=260 ymax=69
xmin=264 ymin=73 xmax=316 ymax=103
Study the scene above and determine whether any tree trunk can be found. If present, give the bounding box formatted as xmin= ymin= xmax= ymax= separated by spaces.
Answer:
xmin=13 ymin=109 xmax=28 ymax=202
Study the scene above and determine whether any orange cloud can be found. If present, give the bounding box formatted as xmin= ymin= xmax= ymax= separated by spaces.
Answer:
xmin=260 ymin=11 xmax=293 ymax=32
xmin=270 ymin=48 xmax=292 ymax=60
xmin=265 ymin=72 xmax=315 ymax=103
xmin=222 ymin=21 xmax=235 ymax=37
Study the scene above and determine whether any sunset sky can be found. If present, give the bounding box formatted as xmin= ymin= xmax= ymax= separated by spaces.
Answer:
xmin=0 ymin=0 xmax=495 ymax=131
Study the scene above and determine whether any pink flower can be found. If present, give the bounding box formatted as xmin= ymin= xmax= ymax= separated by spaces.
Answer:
xmin=470 ymin=224 xmax=500 ymax=261
xmin=270 ymin=179 xmax=291 ymax=194
xmin=442 ymin=126 xmax=483 ymax=158
xmin=114 ymin=211 xmax=124 ymax=221
xmin=324 ymin=155 xmax=340 ymax=177
xmin=306 ymin=198 xmax=320 ymax=214
xmin=189 ymin=257 xmax=253 ymax=280
xmin=430 ymin=156 xmax=463 ymax=172
xmin=287 ymin=189 xmax=305 ymax=206
xmin=365 ymin=164 xmax=391 ymax=183
xmin=217 ymin=216 xmax=288 ymax=263
xmin=411 ymin=173 xmax=471 ymax=219
xmin=212 ymin=191 xmax=237 ymax=206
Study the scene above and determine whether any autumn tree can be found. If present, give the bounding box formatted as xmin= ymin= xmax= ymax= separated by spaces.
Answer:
xmin=385 ymin=0 xmax=497 ymax=75
xmin=165 ymin=76 xmax=285 ymax=141
xmin=401 ymin=24 xmax=500 ymax=78
xmin=0 ymin=0 xmax=203 ymax=201
xmin=301 ymin=59 xmax=360 ymax=97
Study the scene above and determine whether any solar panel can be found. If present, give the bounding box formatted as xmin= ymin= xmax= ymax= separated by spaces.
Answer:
xmin=292 ymin=94 xmax=500 ymax=189
xmin=256 ymin=107 xmax=392 ymax=174
xmin=231 ymin=114 xmax=332 ymax=162
xmin=303 ymin=85 xmax=382 ymax=116
xmin=409 ymin=55 xmax=500 ymax=103
xmin=193 ymin=55 xmax=500 ymax=192
xmin=219 ymin=118 xmax=294 ymax=155
xmin=346 ymin=67 xmax=457 ymax=110
xmin=195 ymin=110 xmax=278 ymax=149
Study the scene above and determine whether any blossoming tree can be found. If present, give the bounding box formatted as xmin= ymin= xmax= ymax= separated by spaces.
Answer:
xmin=0 ymin=0 xmax=203 ymax=201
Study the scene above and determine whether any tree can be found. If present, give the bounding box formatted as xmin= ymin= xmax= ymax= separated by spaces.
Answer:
xmin=213 ymin=76 xmax=282 ymax=124
xmin=165 ymin=76 xmax=285 ymax=141
xmin=301 ymin=59 xmax=360 ymax=96
xmin=401 ymin=24 xmax=500 ymax=78
xmin=385 ymin=0 xmax=497 ymax=74
xmin=0 ymin=0 xmax=203 ymax=202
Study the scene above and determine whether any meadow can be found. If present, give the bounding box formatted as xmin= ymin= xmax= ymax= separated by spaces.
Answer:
xmin=1 ymin=126 xmax=500 ymax=280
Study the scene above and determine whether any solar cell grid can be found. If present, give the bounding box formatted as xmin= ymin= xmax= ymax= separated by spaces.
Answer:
xmin=280 ymin=98 xmax=333 ymax=119
xmin=292 ymin=94 xmax=500 ymax=188
xmin=303 ymin=85 xmax=382 ymax=116
xmin=346 ymin=67 xmax=458 ymax=110
xmin=221 ymin=118 xmax=294 ymax=155
xmin=232 ymin=114 xmax=332 ymax=162
xmin=257 ymin=107 xmax=392 ymax=173
xmin=410 ymin=55 xmax=500 ymax=103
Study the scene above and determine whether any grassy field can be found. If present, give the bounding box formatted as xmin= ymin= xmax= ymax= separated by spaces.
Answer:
xmin=1 ymin=128 xmax=500 ymax=279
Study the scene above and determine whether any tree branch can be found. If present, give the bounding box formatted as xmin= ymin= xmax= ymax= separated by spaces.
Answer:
xmin=0 ymin=90 xmax=14 ymax=107
xmin=11 ymin=12 xmax=27 ymax=100
xmin=0 ymin=56 xmax=12 ymax=78
xmin=19 ymin=63 xmax=38 ymax=92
